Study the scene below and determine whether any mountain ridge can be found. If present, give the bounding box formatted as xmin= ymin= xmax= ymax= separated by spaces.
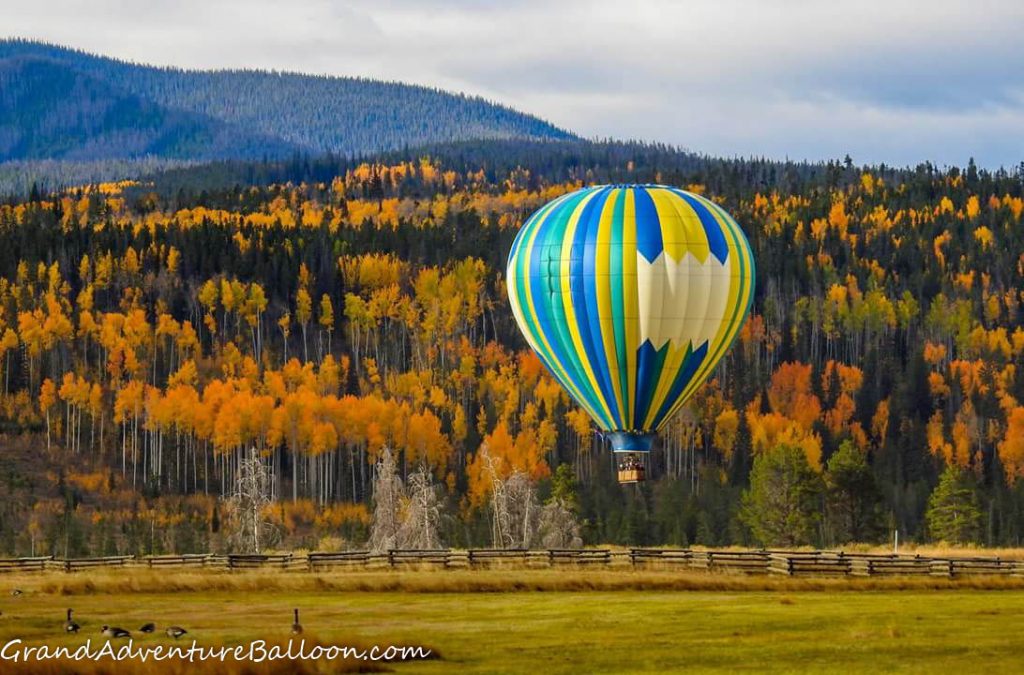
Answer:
xmin=0 ymin=38 xmax=575 ymax=165
xmin=0 ymin=55 xmax=301 ymax=162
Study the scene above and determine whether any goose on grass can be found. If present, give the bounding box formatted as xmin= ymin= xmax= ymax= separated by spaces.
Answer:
xmin=64 ymin=609 xmax=80 ymax=634
xmin=101 ymin=626 xmax=131 ymax=639
xmin=165 ymin=626 xmax=188 ymax=640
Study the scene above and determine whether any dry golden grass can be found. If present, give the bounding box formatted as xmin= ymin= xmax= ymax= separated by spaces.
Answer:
xmin=3 ymin=566 xmax=1024 ymax=596
xmin=831 ymin=543 xmax=1024 ymax=559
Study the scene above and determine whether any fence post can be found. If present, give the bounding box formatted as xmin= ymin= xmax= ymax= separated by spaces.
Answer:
xmin=930 ymin=559 xmax=952 ymax=578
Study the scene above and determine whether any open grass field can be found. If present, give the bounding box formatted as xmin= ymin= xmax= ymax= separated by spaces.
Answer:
xmin=1 ymin=569 xmax=1023 ymax=673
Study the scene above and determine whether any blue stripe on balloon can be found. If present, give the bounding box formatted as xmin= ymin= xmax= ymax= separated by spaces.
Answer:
xmin=651 ymin=342 xmax=707 ymax=429
xmin=633 ymin=339 xmax=667 ymax=430
xmin=578 ymin=187 xmax=622 ymax=427
xmin=672 ymin=189 xmax=729 ymax=265
xmin=532 ymin=191 xmax=612 ymax=428
xmin=569 ymin=187 xmax=617 ymax=426
xmin=634 ymin=188 xmax=663 ymax=263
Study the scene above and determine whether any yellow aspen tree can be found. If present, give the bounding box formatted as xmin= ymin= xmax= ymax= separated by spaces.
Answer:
xmin=39 ymin=378 xmax=56 ymax=451
xmin=319 ymin=294 xmax=334 ymax=358
xmin=296 ymin=288 xmax=312 ymax=363
xmin=278 ymin=312 xmax=291 ymax=363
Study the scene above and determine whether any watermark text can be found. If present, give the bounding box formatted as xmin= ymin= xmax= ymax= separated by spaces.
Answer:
xmin=1 ymin=638 xmax=432 ymax=664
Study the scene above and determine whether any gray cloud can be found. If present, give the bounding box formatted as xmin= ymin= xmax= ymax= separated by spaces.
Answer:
xmin=4 ymin=0 xmax=1024 ymax=167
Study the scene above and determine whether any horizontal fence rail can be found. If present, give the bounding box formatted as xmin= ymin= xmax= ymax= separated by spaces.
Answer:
xmin=0 ymin=556 xmax=52 ymax=573
xmin=3 ymin=549 xmax=1024 ymax=577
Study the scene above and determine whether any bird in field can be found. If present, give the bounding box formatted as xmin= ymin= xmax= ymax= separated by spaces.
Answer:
xmin=64 ymin=609 xmax=80 ymax=634
xmin=101 ymin=626 xmax=131 ymax=639
xmin=165 ymin=626 xmax=187 ymax=640
xmin=139 ymin=623 xmax=155 ymax=634
xmin=291 ymin=608 xmax=302 ymax=635
xmin=10 ymin=589 xmax=22 ymax=597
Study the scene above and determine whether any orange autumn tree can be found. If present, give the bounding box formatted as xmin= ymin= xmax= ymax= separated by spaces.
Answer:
xmin=746 ymin=396 xmax=823 ymax=470
xmin=403 ymin=409 xmax=453 ymax=473
xmin=767 ymin=361 xmax=821 ymax=430
xmin=999 ymin=407 xmax=1024 ymax=484
xmin=821 ymin=361 xmax=868 ymax=449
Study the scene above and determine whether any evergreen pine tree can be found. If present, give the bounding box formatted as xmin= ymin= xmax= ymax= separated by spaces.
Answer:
xmin=824 ymin=441 xmax=885 ymax=544
xmin=740 ymin=444 xmax=822 ymax=547
xmin=925 ymin=464 xmax=982 ymax=544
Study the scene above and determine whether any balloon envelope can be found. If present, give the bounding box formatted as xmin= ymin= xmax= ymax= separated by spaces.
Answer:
xmin=506 ymin=185 xmax=755 ymax=452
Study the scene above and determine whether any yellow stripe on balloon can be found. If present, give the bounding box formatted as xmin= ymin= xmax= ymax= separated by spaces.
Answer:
xmin=596 ymin=189 xmax=626 ymax=427
xmin=662 ymin=195 xmax=751 ymax=424
xmin=642 ymin=341 xmax=693 ymax=429
xmin=705 ymin=195 xmax=753 ymax=349
xmin=637 ymin=190 xmax=678 ymax=429
xmin=623 ymin=189 xmax=639 ymax=428
xmin=641 ymin=191 xmax=707 ymax=427
xmin=651 ymin=188 xmax=709 ymax=264
xmin=643 ymin=192 xmax=684 ymax=422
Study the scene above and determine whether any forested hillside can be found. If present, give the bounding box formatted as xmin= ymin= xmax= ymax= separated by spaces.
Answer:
xmin=1 ymin=140 xmax=1023 ymax=556
xmin=0 ymin=40 xmax=572 ymax=192
xmin=0 ymin=56 xmax=297 ymax=162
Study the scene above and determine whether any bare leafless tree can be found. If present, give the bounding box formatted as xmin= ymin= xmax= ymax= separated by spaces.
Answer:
xmin=480 ymin=444 xmax=539 ymax=548
xmin=536 ymin=500 xmax=583 ymax=548
xmin=396 ymin=466 xmax=444 ymax=549
xmin=368 ymin=447 xmax=403 ymax=553
xmin=228 ymin=447 xmax=277 ymax=553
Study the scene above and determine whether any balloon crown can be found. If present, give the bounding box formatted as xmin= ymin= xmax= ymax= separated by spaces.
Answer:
xmin=592 ymin=183 xmax=672 ymax=189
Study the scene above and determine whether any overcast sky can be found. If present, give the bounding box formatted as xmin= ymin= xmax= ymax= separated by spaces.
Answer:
xmin=6 ymin=0 xmax=1024 ymax=168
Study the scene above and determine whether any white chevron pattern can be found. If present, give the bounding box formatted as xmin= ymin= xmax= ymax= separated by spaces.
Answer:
xmin=635 ymin=251 xmax=732 ymax=350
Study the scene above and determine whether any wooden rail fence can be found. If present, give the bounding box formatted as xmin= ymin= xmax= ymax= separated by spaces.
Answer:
xmin=3 ymin=549 xmax=1024 ymax=577
xmin=0 ymin=556 xmax=51 ymax=573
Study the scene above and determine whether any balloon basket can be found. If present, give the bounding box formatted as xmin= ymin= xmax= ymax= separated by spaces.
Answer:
xmin=617 ymin=467 xmax=646 ymax=484
xmin=615 ymin=453 xmax=646 ymax=484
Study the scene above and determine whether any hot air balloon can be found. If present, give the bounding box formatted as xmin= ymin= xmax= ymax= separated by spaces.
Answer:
xmin=506 ymin=185 xmax=755 ymax=484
